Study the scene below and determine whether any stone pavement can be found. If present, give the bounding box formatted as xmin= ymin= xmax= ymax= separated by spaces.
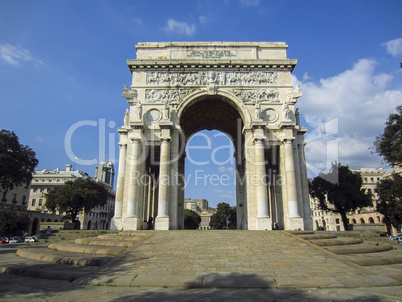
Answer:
xmin=0 ymin=230 xmax=401 ymax=301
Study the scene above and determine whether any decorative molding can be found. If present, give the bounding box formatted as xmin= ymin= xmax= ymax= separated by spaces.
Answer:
xmin=232 ymin=89 xmax=279 ymax=103
xmin=146 ymin=71 xmax=277 ymax=86
xmin=145 ymin=88 xmax=198 ymax=103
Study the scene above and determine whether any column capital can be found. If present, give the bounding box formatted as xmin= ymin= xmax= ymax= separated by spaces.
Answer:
xmin=118 ymin=142 xmax=127 ymax=148
xmin=130 ymin=137 xmax=142 ymax=143
xmin=160 ymin=137 xmax=171 ymax=143
xmin=253 ymin=137 xmax=265 ymax=145
xmin=283 ymin=138 xmax=294 ymax=144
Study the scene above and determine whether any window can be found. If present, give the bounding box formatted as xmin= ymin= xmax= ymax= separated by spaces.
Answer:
xmin=32 ymin=199 xmax=36 ymax=206
xmin=364 ymin=177 xmax=367 ymax=182
xmin=22 ymin=196 xmax=26 ymax=205
xmin=39 ymin=199 xmax=43 ymax=206
xmin=33 ymin=188 xmax=38 ymax=192
xmin=40 ymin=188 xmax=45 ymax=192
xmin=370 ymin=178 xmax=374 ymax=182
xmin=12 ymin=193 xmax=17 ymax=203
xmin=335 ymin=218 xmax=340 ymax=224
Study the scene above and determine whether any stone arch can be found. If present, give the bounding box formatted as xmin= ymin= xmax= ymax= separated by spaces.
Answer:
xmin=360 ymin=218 xmax=365 ymax=224
xmin=177 ymin=90 xmax=252 ymax=131
xmin=368 ymin=217 xmax=375 ymax=223
xmin=352 ymin=218 xmax=356 ymax=224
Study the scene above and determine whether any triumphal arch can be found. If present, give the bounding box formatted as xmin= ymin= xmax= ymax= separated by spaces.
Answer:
xmin=111 ymin=42 xmax=312 ymax=231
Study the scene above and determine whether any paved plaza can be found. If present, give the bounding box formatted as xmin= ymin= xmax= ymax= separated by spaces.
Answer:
xmin=0 ymin=230 xmax=401 ymax=301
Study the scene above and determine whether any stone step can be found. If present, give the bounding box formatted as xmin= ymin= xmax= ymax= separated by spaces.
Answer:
xmin=328 ymin=244 xmax=393 ymax=255
xmin=74 ymin=238 xmax=136 ymax=247
xmin=301 ymin=234 xmax=338 ymax=240
xmin=16 ymin=247 xmax=111 ymax=266
xmin=97 ymin=234 xmax=146 ymax=241
xmin=311 ymin=238 xmax=363 ymax=246
xmin=287 ymin=231 xmax=315 ymax=235
xmin=48 ymin=243 xmax=124 ymax=255
xmin=349 ymin=256 xmax=402 ymax=266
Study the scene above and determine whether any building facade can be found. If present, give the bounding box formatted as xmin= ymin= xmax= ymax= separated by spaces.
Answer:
xmin=112 ymin=42 xmax=312 ymax=231
xmin=27 ymin=164 xmax=115 ymax=231
xmin=310 ymin=168 xmax=390 ymax=231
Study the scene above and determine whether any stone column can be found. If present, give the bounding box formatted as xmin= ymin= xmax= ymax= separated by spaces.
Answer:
xmin=284 ymin=139 xmax=300 ymax=218
xmin=254 ymin=139 xmax=269 ymax=218
xmin=254 ymin=138 xmax=271 ymax=230
xmin=127 ymin=139 xmax=141 ymax=217
xmin=299 ymin=140 xmax=313 ymax=230
xmin=155 ymin=138 xmax=171 ymax=230
xmin=114 ymin=143 xmax=126 ymax=218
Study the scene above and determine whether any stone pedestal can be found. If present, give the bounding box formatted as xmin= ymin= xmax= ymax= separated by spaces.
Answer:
xmin=287 ymin=217 xmax=304 ymax=230
xmin=154 ymin=217 xmax=170 ymax=230
xmin=122 ymin=217 xmax=139 ymax=231
xmin=110 ymin=217 xmax=123 ymax=231
xmin=256 ymin=217 xmax=272 ymax=230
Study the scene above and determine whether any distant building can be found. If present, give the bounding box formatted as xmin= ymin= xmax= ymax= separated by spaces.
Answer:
xmin=184 ymin=198 xmax=216 ymax=230
xmin=95 ymin=161 xmax=115 ymax=187
xmin=0 ymin=185 xmax=29 ymax=211
xmin=77 ymin=162 xmax=115 ymax=230
xmin=27 ymin=164 xmax=88 ymax=213
xmin=26 ymin=163 xmax=115 ymax=231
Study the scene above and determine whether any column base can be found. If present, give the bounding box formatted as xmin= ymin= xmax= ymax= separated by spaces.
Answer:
xmin=256 ymin=217 xmax=272 ymax=230
xmin=122 ymin=216 xmax=139 ymax=231
xmin=303 ymin=217 xmax=313 ymax=230
xmin=155 ymin=216 xmax=170 ymax=230
xmin=110 ymin=217 xmax=122 ymax=231
xmin=286 ymin=217 xmax=304 ymax=231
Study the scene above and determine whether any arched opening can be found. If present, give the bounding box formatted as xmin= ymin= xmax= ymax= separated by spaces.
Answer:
xmin=315 ymin=220 xmax=320 ymax=230
xmin=352 ymin=219 xmax=356 ymax=224
xmin=87 ymin=220 xmax=92 ymax=230
xmin=46 ymin=219 xmax=51 ymax=222
xmin=179 ymin=95 xmax=245 ymax=229
xmin=94 ymin=221 xmax=98 ymax=230
xmin=360 ymin=218 xmax=365 ymax=224
xmin=31 ymin=218 xmax=39 ymax=235
xmin=368 ymin=217 xmax=374 ymax=223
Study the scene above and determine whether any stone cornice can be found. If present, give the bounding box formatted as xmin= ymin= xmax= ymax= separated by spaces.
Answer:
xmin=127 ymin=59 xmax=297 ymax=72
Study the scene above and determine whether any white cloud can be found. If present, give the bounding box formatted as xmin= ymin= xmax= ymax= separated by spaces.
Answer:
xmin=199 ymin=16 xmax=207 ymax=26
xmin=0 ymin=43 xmax=32 ymax=66
xmin=382 ymin=38 xmax=402 ymax=57
xmin=163 ymin=19 xmax=195 ymax=36
xmin=0 ymin=43 xmax=45 ymax=68
xmin=240 ymin=0 xmax=260 ymax=6
xmin=295 ymin=59 xmax=401 ymax=172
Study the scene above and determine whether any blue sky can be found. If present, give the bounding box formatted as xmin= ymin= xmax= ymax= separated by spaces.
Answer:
xmin=1 ymin=0 xmax=401 ymax=207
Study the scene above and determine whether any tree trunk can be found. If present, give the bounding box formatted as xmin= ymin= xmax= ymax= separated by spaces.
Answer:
xmin=339 ymin=211 xmax=349 ymax=231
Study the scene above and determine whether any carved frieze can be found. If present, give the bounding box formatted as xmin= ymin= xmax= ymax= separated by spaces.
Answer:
xmin=146 ymin=71 xmax=277 ymax=86
xmin=145 ymin=88 xmax=198 ymax=103
xmin=232 ymin=89 xmax=279 ymax=103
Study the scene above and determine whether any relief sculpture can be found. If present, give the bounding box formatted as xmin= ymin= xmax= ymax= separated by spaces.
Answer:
xmin=146 ymin=71 xmax=277 ymax=86
xmin=232 ymin=89 xmax=279 ymax=103
xmin=145 ymin=88 xmax=198 ymax=103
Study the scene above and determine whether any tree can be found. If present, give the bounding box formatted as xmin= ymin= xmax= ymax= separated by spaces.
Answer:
xmin=45 ymin=178 xmax=109 ymax=224
xmin=184 ymin=209 xmax=201 ymax=229
xmin=0 ymin=129 xmax=38 ymax=192
xmin=376 ymin=173 xmax=402 ymax=235
xmin=309 ymin=163 xmax=372 ymax=231
xmin=209 ymin=202 xmax=237 ymax=229
xmin=0 ymin=208 xmax=30 ymax=237
xmin=373 ymin=105 xmax=402 ymax=167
